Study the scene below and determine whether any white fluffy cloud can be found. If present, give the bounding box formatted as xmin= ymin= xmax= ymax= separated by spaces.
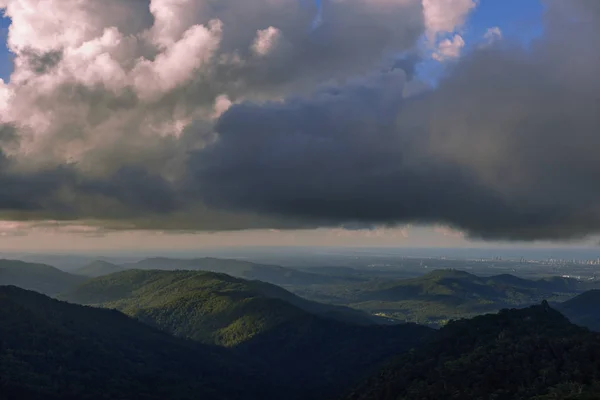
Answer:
xmin=483 ymin=26 xmax=502 ymax=45
xmin=422 ymin=0 xmax=477 ymax=38
xmin=133 ymin=21 xmax=223 ymax=100
xmin=432 ymin=33 xmax=465 ymax=60
xmin=422 ymin=0 xmax=477 ymax=61
xmin=252 ymin=26 xmax=283 ymax=56
xmin=0 ymin=0 xmax=426 ymax=174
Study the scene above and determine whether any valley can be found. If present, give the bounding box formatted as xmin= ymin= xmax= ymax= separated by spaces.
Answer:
xmin=2 ymin=254 xmax=600 ymax=399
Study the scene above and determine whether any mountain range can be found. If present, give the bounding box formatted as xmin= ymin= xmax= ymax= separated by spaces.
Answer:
xmin=4 ymin=257 xmax=600 ymax=398
xmin=121 ymin=257 xmax=348 ymax=285
xmin=59 ymin=269 xmax=379 ymax=344
xmin=4 ymin=283 xmax=600 ymax=399
xmin=294 ymin=268 xmax=595 ymax=326
xmin=59 ymin=269 xmax=431 ymax=398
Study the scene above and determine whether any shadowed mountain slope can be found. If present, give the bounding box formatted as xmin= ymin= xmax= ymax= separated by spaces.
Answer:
xmin=557 ymin=290 xmax=600 ymax=332
xmin=0 ymin=286 xmax=275 ymax=400
xmin=0 ymin=259 xmax=85 ymax=296
xmin=344 ymin=302 xmax=600 ymax=400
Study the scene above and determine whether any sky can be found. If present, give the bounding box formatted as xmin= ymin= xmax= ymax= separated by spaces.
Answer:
xmin=0 ymin=0 xmax=597 ymax=251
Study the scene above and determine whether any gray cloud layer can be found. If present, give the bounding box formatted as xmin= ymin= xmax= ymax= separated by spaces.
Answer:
xmin=191 ymin=0 xmax=600 ymax=240
xmin=0 ymin=0 xmax=598 ymax=240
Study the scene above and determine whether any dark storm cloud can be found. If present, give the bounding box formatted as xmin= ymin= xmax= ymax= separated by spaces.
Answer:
xmin=0 ymin=153 xmax=178 ymax=221
xmin=188 ymin=0 xmax=600 ymax=240
xmin=188 ymin=72 xmax=570 ymax=240
xmin=1 ymin=0 xmax=600 ymax=240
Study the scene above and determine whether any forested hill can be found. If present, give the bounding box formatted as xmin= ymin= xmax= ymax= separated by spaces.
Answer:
xmin=0 ymin=286 xmax=275 ymax=400
xmin=344 ymin=301 xmax=600 ymax=400
xmin=60 ymin=269 xmax=376 ymax=345
xmin=0 ymin=259 xmax=85 ymax=296
xmin=296 ymin=268 xmax=590 ymax=327
xmin=344 ymin=269 xmax=581 ymax=304
xmin=59 ymin=269 xmax=431 ymax=399
xmin=7 ymin=269 xmax=600 ymax=400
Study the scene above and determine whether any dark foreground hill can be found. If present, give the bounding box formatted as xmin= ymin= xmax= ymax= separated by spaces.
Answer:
xmin=236 ymin=314 xmax=431 ymax=399
xmin=60 ymin=269 xmax=430 ymax=399
xmin=0 ymin=286 xmax=274 ymax=400
xmin=0 ymin=259 xmax=85 ymax=296
xmin=344 ymin=301 xmax=600 ymax=400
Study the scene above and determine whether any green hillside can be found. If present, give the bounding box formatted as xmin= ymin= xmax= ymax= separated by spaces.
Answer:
xmin=60 ymin=269 xmax=376 ymax=345
xmin=0 ymin=286 xmax=273 ymax=400
xmin=345 ymin=302 xmax=600 ymax=400
xmin=74 ymin=260 xmax=124 ymax=277
xmin=60 ymin=269 xmax=430 ymax=399
xmin=0 ymin=259 xmax=85 ymax=296
xmin=122 ymin=256 xmax=344 ymax=285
